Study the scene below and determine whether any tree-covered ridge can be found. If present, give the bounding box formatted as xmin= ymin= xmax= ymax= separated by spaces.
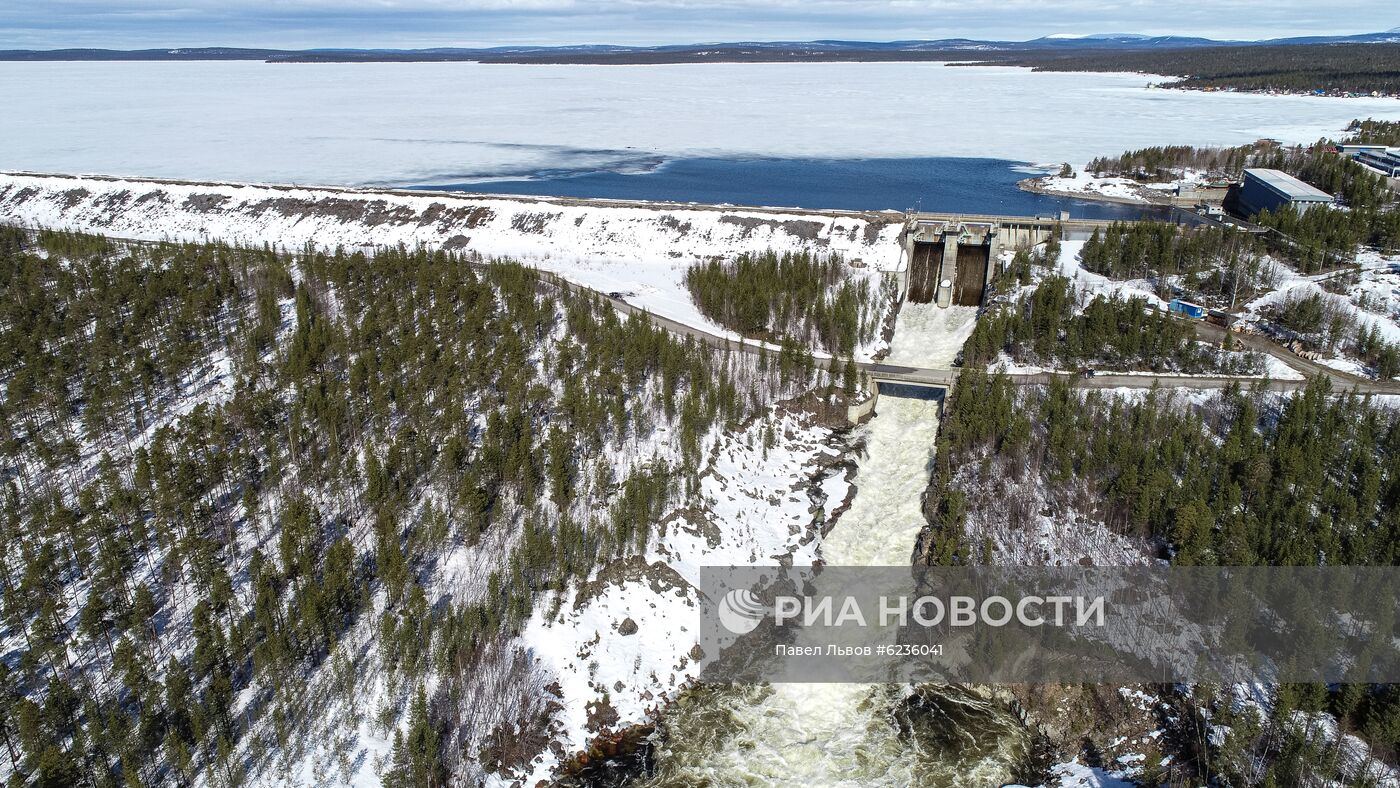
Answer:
xmin=684 ymin=250 xmax=893 ymax=356
xmin=0 ymin=226 xmax=826 ymax=786
xmin=922 ymin=372 xmax=1400 ymax=567
xmin=1086 ymin=143 xmax=1260 ymax=181
xmin=916 ymin=371 xmax=1400 ymax=779
xmin=991 ymin=44 xmax=1400 ymax=96
xmin=1346 ymin=118 xmax=1400 ymax=147
xmin=1078 ymin=220 xmax=1277 ymax=302
xmin=961 ymin=275 xmax=1262 ymax=376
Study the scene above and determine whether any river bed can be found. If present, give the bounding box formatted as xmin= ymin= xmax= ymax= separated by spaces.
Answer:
xmin=629 ymin=305 xmax=1028 ymax=787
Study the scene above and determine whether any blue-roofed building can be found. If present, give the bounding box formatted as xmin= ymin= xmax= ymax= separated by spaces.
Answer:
xmin=1356 ymin=149 xmax=1400 ymax=178
xmin=1238 ymin=168 xmax=1334 ymax=217
xmin=1337 ymin=143 xmax=1390 ymax=155
xmin=1168 ymin=299 xmax=1206 ymax=319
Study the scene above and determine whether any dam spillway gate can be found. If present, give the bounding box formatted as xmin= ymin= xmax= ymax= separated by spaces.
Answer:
xmin=904 ymin=219 xmax=996 ymax=307
xmin=900 ymin=212 xmax=1115 ymax=308
xmin=908 ymin=240 xmax=943 ymax=304
xmin=953 ymin=242 xmax=990 ymax=306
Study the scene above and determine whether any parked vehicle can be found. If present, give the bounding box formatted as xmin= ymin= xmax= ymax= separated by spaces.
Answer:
xmin=1206 ymin=308 xmax=1237 ymax=328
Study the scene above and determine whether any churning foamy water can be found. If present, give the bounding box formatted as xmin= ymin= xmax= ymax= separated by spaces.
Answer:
xmin=635 ymin=305 xmax=1027 ymax=787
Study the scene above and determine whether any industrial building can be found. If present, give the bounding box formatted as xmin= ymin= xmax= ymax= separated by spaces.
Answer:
xmin=1238 ymin=168 xmax=1334 ymax=216
xmin=1336 ymin=143 xmax=1391 ymax=155
xmin=1356 ymin=148 xmax=1400 ymax=178
xmin=1168 ymin=299 xmax=1206 ymax=319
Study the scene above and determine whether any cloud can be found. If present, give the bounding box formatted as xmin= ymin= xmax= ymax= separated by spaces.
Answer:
xmin=1 ymin=0 xmax=1395 ymax=48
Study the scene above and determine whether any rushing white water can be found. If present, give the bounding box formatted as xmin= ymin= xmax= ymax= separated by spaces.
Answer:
xmin=635 ymin=304 xmax=1025 ymax=787
xmin=823 ymin=394 xmax=943 ymax=568
xmin=884 ymin=305 xmax=980 ymax=369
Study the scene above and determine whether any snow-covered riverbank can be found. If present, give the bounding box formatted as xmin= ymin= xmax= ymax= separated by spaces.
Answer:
xmin=0 ymin=171 xmax=904 ymax=360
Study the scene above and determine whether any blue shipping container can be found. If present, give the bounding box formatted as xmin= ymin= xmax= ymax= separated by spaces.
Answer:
xmin=1169 ymin=299 xmax=1206 ymax=319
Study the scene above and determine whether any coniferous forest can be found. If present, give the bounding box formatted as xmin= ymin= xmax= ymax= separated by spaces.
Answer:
xmin=961 ymin=275 xmax=1263 ymax=375
xmin=1082 ymin=120 xmax=1400 ymax=266
xmin=0 ymin=226 xmax=829 ymax=786
xmin=2 ymin=149 xmax=1397 ymax=785
xmin=967 ymin=235 xmax=1264 ymax=375
xmin=683 ymin=250 xmax=893 ymax=356
xmin=1250 ymin=139 xmax=1400 ymax=259
xmin=986 ymin=44 xmax=1400 ymax=96
xmin=917 ymin=369 xmax=1400 ymax=782
xmin=1077 ymin=221 xmax=1278 ymax=303
xmin=918 ymin=119 xmax=1400 ymax=777
xmin=1087 ymin=143 xmax=1260 ymax=181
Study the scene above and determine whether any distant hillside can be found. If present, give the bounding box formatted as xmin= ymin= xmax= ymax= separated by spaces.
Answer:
xmin=0 ymin=46 xmax=289 ymax=60
xmin=3 ymin=35 xmax=1398 ymax=97
xmin=983 ymin=42 xmax=1400 ymax=96
xmin=4 ymin=31 xmax=1400 ymax=62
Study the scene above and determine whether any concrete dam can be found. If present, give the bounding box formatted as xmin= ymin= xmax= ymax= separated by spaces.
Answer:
xmin=901 ymin=212 xmax=1125 ymax=307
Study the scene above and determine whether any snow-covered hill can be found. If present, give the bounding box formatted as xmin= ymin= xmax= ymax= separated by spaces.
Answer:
xmin=0 ymin=211 xmax=881 ymax=787
xmin=0 ymin=172 xmax=905 ymax=350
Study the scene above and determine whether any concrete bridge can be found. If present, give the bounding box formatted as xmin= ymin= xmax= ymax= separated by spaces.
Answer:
xmin=846 ymin=360 xmax=1400 ymax=423
xmin=844 ymin=366 xmax=955 ymax=422
xmin=536 ymin=269 xmax=1400 ymax=412
xmin=63 ymin=224 xmax=1395 ymax=427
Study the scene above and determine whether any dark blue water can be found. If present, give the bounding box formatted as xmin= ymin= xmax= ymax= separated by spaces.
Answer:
xmin=415 ymin=157 xmax=1171 ymax=220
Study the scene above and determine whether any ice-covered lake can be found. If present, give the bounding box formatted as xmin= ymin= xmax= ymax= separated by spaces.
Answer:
xmin=3 ymin=60 xmax=1397 ymax=189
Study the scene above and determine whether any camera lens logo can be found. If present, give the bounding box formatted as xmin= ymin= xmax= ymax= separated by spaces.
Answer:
xmin=718 ymin=588 xmax=766 ymax=635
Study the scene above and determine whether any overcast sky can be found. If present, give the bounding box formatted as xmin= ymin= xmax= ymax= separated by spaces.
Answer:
xmin=2 ymin=0 xmax=1397 ymax=49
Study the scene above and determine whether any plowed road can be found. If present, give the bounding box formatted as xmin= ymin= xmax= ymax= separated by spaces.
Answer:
xmin=546 ymin=271 xmax=1400 ymax=395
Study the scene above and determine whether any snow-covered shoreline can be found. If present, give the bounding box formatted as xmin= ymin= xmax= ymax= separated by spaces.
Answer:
xmin=1018 ymin=172 xmax=1177 ymax=205
xmin=0 ymin=171 xmax=905 ymax=359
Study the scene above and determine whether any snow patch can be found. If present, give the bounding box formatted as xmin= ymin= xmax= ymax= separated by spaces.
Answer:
xmin=0 ymin=172 xmax=905 ymax=360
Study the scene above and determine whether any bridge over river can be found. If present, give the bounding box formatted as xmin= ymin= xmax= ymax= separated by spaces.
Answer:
xmin=59 ymin=224 xmax=1390 ymax=413
xmin=539 ymin=269 xmax=1400 ymax=415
